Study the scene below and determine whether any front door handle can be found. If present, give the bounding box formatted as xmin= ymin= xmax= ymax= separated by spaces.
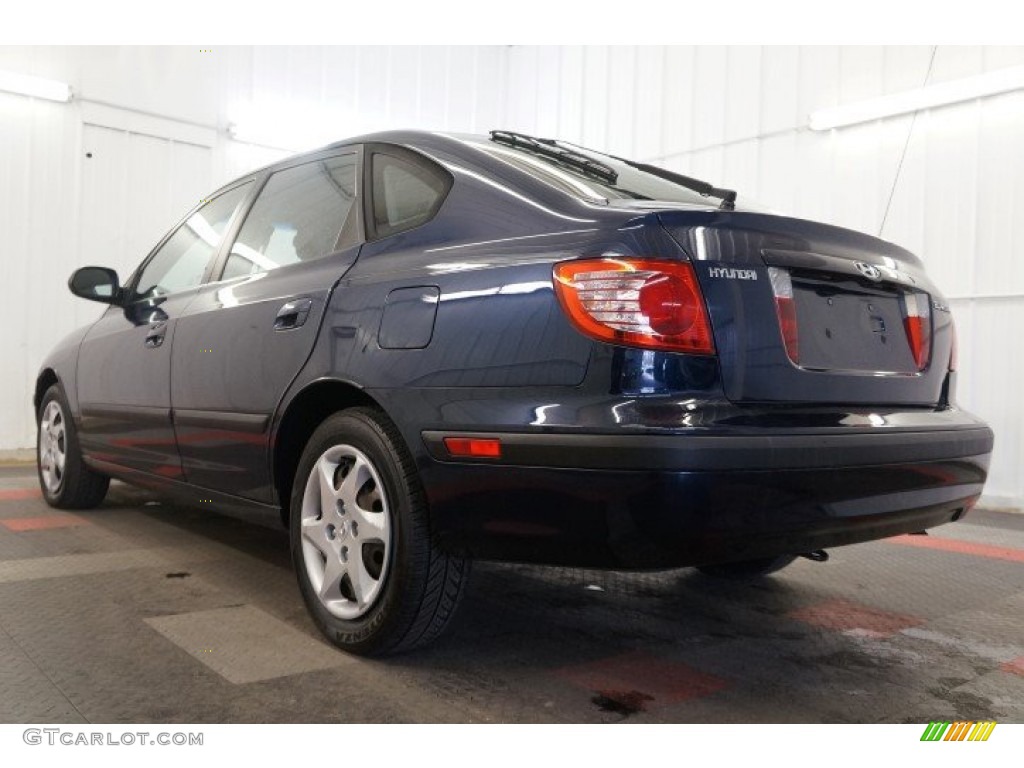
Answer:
xmin=274 ymin=298 xmax=313 ymax=331
xmin=145 ymin=320 xmax=166 ymax=348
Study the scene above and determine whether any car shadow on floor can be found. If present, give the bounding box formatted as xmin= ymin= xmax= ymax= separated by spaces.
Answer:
xmin=89 ymin=482 xmax=1019 ymax=723
xmin=103 ymin=481 xmax=817 ymax=651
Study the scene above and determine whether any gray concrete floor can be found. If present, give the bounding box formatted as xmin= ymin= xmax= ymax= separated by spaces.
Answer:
xmin=1 ymin=464 xmax=1022 ymax=723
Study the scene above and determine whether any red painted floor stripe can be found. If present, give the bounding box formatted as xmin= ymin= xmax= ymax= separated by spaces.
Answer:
xmin=554 ymin=650 xmax=728 ymax=709
xmin=787 ymin=598 xmax=924 ymax=637
xmin=0 ymin=488 xmax=41 ymax=501
xmin=1 ymin=514 xmax=90 ymax=531
xmin=888 ymin=534 xmax=1024 ymax=564
xmin=1001 ymin=657 xmax=1024 ymax=677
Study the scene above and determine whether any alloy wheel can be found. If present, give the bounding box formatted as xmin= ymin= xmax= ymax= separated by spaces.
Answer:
xmin=299 ymin=444 xmax=392 ymax=619
xmin=39 ymin=400 xmax=67 ymax=495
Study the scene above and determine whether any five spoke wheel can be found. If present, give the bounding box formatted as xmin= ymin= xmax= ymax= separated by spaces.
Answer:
xmin=38 ymin=400 xmax=67 ymax=495
xmin=290 ymin=407 xmax=470 ymax=654
xmin=299 ymin=444 xmax=391 ymax=619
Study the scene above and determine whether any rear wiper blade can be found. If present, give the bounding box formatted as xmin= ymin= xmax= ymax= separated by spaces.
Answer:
xmin=622 ymin=159 xmax=737 ymax=210
xmin=489 ymin=130 xmax=619 ymax=185
xmin=490 ymin=130 xmax=738 ymax=210
xmin=553 ymin=139 xmax=738 ymax=211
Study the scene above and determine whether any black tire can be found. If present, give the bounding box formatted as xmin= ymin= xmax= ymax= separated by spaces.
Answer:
xmin=289 ymin=407 xmax=470 ymax=656
xmin=36 ymin=383 xmax=109 ymax=509
xmin=696 ymin=554 xmax=797 ymax=579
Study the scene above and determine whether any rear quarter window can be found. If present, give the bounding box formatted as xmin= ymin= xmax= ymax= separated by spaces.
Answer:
xmin=371 ymin=150 xmax=451 ymax=239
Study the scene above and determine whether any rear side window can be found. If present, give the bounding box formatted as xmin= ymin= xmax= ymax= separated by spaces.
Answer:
xmin=224 ymin=153 xmax=359 ymax=280
xmin=371 ymin=151 xmax=450 ymax=238
xmin=133 ymin=183 xmax=251 ymax=300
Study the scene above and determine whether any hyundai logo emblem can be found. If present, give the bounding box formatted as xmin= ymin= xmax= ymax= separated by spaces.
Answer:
xmin=854 ymin=261 xmax=883 ymax=281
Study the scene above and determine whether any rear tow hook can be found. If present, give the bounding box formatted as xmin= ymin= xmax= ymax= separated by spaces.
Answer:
xmin=800 ymin=550 xmax=829 ymax=563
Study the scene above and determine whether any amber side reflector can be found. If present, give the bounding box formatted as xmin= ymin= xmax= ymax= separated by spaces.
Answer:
xmin=443 ymin=437 xmax=502 ymax=459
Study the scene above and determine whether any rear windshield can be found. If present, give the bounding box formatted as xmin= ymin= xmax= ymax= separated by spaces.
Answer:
xmin=463 ymin=136 xmax=714 ymax=207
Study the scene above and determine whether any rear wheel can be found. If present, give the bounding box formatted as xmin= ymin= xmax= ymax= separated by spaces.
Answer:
xmin=36 ymin=384 xmax=109 ymax=509
xmin=696 ymin=554 xmax=797 ymax=579
xmin=289 ymin=407 xmax=469 ymax=655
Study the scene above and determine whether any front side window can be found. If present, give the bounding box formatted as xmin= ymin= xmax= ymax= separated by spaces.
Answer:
xmin=133 ymin=183 xmax=251 ymax=301
xmin=371 ymin=151 xmax=450 ymax=238
xmin=223 ymin=153 xmax=359 ymax=280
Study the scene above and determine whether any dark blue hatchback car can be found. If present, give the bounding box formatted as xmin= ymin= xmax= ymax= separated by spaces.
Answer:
xmin=36 ymin=130 xmax=993 ymax=654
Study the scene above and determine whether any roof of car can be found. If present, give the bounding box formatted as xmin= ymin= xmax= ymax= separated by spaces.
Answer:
xmin=326 ymin=129 xmax=474 ymax=148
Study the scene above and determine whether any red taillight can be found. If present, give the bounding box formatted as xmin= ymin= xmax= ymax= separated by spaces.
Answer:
xmin=902 ymin=292 xmax=932 ymax=371
xmin=767 ymin=267 xmax=799 ymax=365
xmin=443 ymin=437 xmax=502 ymax=459
xmin=552 ymin=258 xmax=715 ymax=354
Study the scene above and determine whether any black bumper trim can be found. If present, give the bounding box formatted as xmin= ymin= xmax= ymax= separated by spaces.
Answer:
xmin=422 ymin=426 xmax=994 ymax=471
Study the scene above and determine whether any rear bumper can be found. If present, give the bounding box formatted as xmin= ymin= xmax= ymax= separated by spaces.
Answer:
xmin=422 ymin=426 xmax=993 ymax=471
xmin=419 ymin=425 xmax=993 ymax=568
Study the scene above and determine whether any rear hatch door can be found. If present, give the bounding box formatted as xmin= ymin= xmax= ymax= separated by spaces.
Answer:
xmin=657 ymin=209 xmax=954 ymax=406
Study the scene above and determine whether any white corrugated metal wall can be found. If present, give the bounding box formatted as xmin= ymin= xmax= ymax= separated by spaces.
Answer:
xmin=0 ymin=45 xmax=1020 ymax=509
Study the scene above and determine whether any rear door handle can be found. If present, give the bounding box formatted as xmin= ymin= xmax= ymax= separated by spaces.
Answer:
xmin=145 ymin=320 xmax=166 ymax=348
xmin=274 ymin=298 xmax=313 ymax=331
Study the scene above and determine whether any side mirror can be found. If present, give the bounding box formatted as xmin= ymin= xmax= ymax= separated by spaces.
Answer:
xmin=69 ymin=267 xmax=122 ymax=305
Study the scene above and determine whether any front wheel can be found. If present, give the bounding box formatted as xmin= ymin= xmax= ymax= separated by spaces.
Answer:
xmin=290 ymin=407 xmax=469 ymax=656
xmin=696 ymin=554 xmax=797 ymax=579
xmin=37 ymin=384 xmax=109 ymax=509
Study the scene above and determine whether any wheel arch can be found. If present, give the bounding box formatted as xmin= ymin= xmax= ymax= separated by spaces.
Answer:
xmin=272 ymin=378 xmax=396 ymax=526
xmin=34 ymin=368 xmax=60 ymax=418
